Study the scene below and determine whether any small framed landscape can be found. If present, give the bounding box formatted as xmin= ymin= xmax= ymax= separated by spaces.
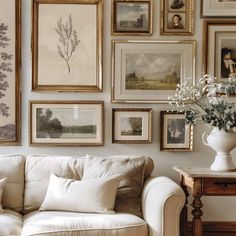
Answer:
xmin=201 ymin=0 xmax=236 ymax=18
xmin=203 ymin=20 xmax=236 ymax=95
xmin=160 ymin=0 xmax=194 ymax=35
xmin=29 ymin=101 xmax=104 ymax=146
xmin=112 ymin=108 xmax=152 ymax=144
xmin=112 ymin=0 xmax=153 ymax=35
xmin=111 ymin=40 xmax=195 ymax=103
xmin=0 ymin=0 xmax=21 ymax=145
xmin=32 ymin=0 xmax=103 ymax=92
xmin=160 ymin=111 xmax=193 ymax=151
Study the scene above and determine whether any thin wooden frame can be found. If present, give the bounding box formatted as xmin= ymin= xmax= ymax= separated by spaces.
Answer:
xmin=111 ymin=40 xmax=196 ymax=103
xmin=29 ymin=100 xmax=104 ymax=146
xmin=0 ymin=0 xmax=21 ymax=145
xmin=112 ymin=0 xmax=153 ymax=36
xmin=203 ymin=20 xmax=236 ymax=95
xmin=160 ymin=0 xmax=194 ymax=35
xmin=160 ymin=111 xmax=193 ymax=152
xmin=32 ymin=0 xmax=103 ymax=92
xmin=201 ymin=0 xmax=236 ymax=18
xmin=112 ymin=108 xmax=152 ymax=144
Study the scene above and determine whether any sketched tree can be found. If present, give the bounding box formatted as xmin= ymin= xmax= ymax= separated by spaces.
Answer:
xmin=0 ymin=20 xmax=12 ymax=117
xmin=55 ymin=14 xmax=80 ymax=73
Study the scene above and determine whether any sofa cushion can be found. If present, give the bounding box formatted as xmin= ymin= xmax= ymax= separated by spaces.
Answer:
xmin=22 ymin=211 xmax=148 ymax=236
xmin=0 ymin=154 xmax=25 ymax=212
xmin=0 ymin=178 xmax=7 ymax=213
xmin=40 ymin=174 xmax=121 ymax=214
xmin=0 ymin=209 xmax=22 ymax=235
xmin=83 ymin=155 xmax=150 ymax=217
xmin=24 ymin=155 xmax=85 ymax=213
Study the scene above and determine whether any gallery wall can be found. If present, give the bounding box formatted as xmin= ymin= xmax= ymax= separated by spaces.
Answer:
xmin=0 ymin=0 xmax=236 ymax=220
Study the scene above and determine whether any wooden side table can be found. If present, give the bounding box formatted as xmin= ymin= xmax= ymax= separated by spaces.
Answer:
xmin=173 ymin=166 xmax=236 ymax=236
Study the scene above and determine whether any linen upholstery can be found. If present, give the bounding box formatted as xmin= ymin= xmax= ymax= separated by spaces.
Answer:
xmin=24 ymin=155 xmax=84 ymax=213
xmin=83 ymin=155 xmax=148 ymax=217
xmin=0 ymin=154 xmax=25 ymax=212
xmin=0 ymin=178 xmax=7 ymax=213
xmin=0 ymin=209 xmax=23 ymax=235
xmin=40 ymin=174 xmax=121 ymax=214
xmin=22 ymin=211 xmax=148 ymax=236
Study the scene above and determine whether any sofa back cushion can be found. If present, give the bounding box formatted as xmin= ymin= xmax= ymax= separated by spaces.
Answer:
xmin=24 ymin=154 xmax=85 ymax=213
xmin=0 ymin=155 xmax=25 ymax=212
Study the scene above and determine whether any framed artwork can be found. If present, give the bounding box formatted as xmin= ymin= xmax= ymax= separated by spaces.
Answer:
xmin=160 ymin=0 xmax=194 ymax=35
xmin=201 ymin=0 xmax=236 ymax=18
xmin=32 ymin=0 xmax=103 ymax=92
xmin=29 ymin=101 xmax=104 ymax=146
xmin=111 ymin=40 xmax=196 ymax=103
xmin=112 ymin=0 xmax=153 ymax=35
xmin=112 ymin=108 xmax=152 ymax=143
xmin=203 ymin=20 xmax=236 ymax=95
xmin=0 ymin=0 xmax=21 ymax=145
xmin=160 ymin=111 xmax=193 ymax=151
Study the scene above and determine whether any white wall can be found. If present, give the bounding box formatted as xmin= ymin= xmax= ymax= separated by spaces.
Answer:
xmin=1 ymin=0 xmax=236 ymax=221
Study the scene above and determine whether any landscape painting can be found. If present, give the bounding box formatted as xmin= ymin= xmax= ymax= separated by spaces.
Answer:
xmin=0 ymin=0 xmax=21 ymax=145
xmin=125 ymin=53 xmax=181 ymax=90
xmin=120 ymin=117 xmax=143 ymax=136
xmin=30 ymin=101 xmax=104 ymax=146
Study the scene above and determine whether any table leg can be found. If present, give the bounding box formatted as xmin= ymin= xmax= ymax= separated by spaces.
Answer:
xmin=191 ymin=196 xmax=203 ymax=236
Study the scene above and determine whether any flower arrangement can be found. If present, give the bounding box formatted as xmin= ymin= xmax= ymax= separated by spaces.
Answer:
xmin=169 ymin=74 xmax=236 ymax=131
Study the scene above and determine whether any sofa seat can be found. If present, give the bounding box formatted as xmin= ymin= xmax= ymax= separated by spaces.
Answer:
xmin=0 ymin=210 xmax=22 ymax=235
xmin=22 ymin=211 xmax=148 ymax=236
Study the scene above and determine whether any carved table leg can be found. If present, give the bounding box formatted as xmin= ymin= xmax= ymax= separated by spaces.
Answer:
xmin=191 ymin=196 xmax=203 ymax=236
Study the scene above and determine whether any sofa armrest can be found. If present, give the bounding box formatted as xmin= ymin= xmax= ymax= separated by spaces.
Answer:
xmin=141 ymin=176 xmax=185 ymax=236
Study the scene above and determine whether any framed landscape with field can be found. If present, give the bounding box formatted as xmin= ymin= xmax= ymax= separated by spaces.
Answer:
xmin=29 ymin=101 xmax=104 ymax=146
xmin=111 ymin=40 xmax=196 ymax=103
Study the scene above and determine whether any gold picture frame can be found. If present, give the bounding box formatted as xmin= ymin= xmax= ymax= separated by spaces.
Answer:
xmin=111 ymin=40 xmax=196 ymax=103
xmin=0 ymin=0 xmax=21 ymax=145
xmin=29 ymin=100 xmax=104 ymax=146
xmin=203 ymin=20 xmax=236 ymax=95
xmin=112 ymin=0 xmax=153 ymax=36
xmin=112 ymin=108 xmax=152 ymax=144
xmin=160 ymin=0 xmax=194 ymax=35
xmin=32 ymin=0 xmax=103 ymax=92
xmin=160 ymin=111 xmax=193 ymax=151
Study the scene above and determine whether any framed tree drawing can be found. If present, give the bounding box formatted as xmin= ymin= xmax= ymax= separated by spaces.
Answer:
xmin=32 ymin=0 xmax=103 ymax=92
xmin=0 ymin=0 xmax=21 ymax=145
xmin=30 ymin=101 xmax=104 ymax=146
xmin=111 ymin=40 xmax=196 ymax=103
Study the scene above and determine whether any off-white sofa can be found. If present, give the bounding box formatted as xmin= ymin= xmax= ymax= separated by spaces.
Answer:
xmin=0 ymin=154 xmax=185 ymax=236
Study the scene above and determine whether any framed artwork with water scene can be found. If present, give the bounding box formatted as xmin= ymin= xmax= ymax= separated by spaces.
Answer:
xmin=112 ymin=108 xmax=152 ymax=144
xmin=32 ymin=0 xmax=103 ymax=92
xmin=111 ymin=40 xmax=196 ymax=103
xmin=0 ymin=0 xmax=21 ymax=145
xmin=29 ymin=101 xmax=104 ymax=146
xmin=160 ymin=111 xmax=193 ymax=151
xmin=203 ymin=20 xmax=236 ymax=95
xmin=112 ymin=0 xmax=153 ymax=35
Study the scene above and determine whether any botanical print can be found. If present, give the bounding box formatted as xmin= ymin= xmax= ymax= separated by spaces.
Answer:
xmin=0 ymin=0 xmax=17 ymax=141
xmin=36 ymin=107 xmax=97 ymax=139
xmin=116 ymin=2 xmax=149 ymax=31
xmin=125 ymin=53 xmax=181 ymax=90
xmin=120 ymin=117 xmax=142 ymax=136
xmin=167 ymin=118 xmax=185 ymax=144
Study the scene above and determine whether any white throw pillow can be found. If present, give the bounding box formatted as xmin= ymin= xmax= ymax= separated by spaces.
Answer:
xmin=40 ymin=174 xmax=121 ymax=214
xmin=0 ymin=178 xmax=7 ymax=213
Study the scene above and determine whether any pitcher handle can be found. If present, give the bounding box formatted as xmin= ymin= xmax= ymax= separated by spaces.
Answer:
xmin=202 ymin=132 xmax=209 ymax=146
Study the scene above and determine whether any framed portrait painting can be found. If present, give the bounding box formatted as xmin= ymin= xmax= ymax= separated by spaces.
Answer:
xmin=201 ymin=0 xmax=236 ymax=18
xmin=29 ymin=101 xmax=104 ymax=146
xmin=111 ymin=40 xmax=196 ymax=103
xmin=112 ymin=0 xmax=153 ymax=35
xmin=160 ymin=111 xmax=193 ymax=151
xmin=160 ymin=0 xmax=194 ymax=35
xmin=0 ymin=0 xmax=21 ymax=145
xmin=32 ymin=0 xmax=103 ymax=92
xmin=203 ymin=20 xmax=236 ymax=95
xmin=112 ymin=108 xmax=152 ymax=143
